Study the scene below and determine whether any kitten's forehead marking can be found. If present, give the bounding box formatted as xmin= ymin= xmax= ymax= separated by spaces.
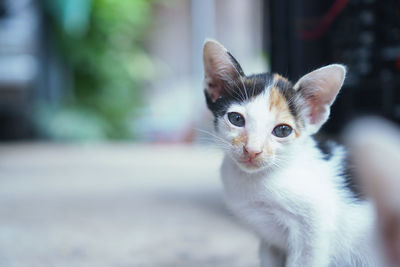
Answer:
xmin=272 ymin=74 xmax=301 ymax=121
xmin=268 ymin=74 xmax=300 ymax=136
xmin=269 ymin=85 xmax=288 ymax=113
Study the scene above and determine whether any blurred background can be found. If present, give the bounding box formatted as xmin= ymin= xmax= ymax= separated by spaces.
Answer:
xmin=0 ymin=0 xmax=399 ymax=142
xmin=0 ymin=0 xmax=265 ymax=142
xmin=0 ymin=0 xmax=399 ymax=266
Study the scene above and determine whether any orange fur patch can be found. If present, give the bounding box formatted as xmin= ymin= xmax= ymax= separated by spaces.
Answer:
xmin=269 ymin=86 xmax=290 ymax=114
xmin=273 ymin=73 xmax=287 ymax=82
xmin=263 ymin=144 xmax=273 ymax=156
xmin=269 ymin=85 xmax=299 ymax=137
xmin=232 ymin=133 xmax=248 ymax=146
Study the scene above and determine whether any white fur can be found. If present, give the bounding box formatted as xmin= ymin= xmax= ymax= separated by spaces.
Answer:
xmin=214 ymin=90 xmax=384 ymax=267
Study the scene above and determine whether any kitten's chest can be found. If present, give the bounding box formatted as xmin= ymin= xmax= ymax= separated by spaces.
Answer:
xmin=221 ymin=171 xmax=290 ymax=247
xmin=229 ymin=197 xmax=289 ymax=247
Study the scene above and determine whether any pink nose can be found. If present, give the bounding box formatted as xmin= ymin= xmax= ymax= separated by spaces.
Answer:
xmin=243 ymin=146 xmax=263 ymax=160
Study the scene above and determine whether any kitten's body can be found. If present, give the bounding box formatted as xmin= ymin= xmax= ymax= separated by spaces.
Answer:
xmin=202 ymin=40 xmax=383 ymax=266
xmin=221 ymin=140 xmax=377 ymax=266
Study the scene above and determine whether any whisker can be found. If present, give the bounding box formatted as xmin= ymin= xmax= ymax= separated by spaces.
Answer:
xmin=227 ymin=82 xmax=246 ymax=102
xmin=221 ymin=74 xmax=246 ymax=102
xmin=225 ymin=59 xmax=249 ymax=101
xmin=197 ymin=137 xmax=231 ymax=148
xmin=195 ymin=128 xmax=232 ymax=147
xmin=252 ymin=78 xmax=257 ymax=98
xmin=272 ymin=157 xmax=288 ymax=170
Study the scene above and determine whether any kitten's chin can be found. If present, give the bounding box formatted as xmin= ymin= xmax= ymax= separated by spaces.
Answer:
xmin=235 ymin=159 xmax=270 ymax=173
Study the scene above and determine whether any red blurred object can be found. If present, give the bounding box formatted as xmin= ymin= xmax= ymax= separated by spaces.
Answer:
xmin=299 ymin=0 xmax=348 ymax=40
xmin=395 ymin=56 xmax=400 ymax=71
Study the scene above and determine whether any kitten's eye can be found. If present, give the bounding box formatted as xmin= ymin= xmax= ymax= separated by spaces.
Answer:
xmin=227 ymin=112 xmax=245 ymax=127
xmin=272 ymin=124 xmax=293 ymax=138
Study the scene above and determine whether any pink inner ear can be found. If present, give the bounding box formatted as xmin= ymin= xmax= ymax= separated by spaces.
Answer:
xmin=207 ymin=81 xmax=224 ymax=102
xmin=204 ymin=61 xmax=232 ymax=102
xmin=296 ymin=65 xmax=346 ymax=127
xmin=309 ymin=99 xmax=326 ymax=124
xmin=203 ymin=40 xmax=241 ymax=103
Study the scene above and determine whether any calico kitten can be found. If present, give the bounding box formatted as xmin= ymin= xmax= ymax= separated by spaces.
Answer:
xmin=202 ymin=40 xmax=383 ymax=267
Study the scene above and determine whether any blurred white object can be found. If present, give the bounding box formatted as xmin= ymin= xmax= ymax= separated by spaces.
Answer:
xmin=345 ymin=117 xmax=400 ymax=267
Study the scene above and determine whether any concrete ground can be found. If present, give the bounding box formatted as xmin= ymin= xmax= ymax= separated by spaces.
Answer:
xmin=0 ymin=143 xmax=259 ymax=267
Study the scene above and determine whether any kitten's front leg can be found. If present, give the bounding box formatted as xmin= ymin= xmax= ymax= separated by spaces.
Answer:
xmin=259 ymin=241 xmax=285 ymax=267
xmin=285 ymin=226 xmax=330 ymax=267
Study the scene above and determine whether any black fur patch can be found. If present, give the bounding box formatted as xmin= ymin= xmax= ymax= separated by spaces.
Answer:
xmin=205 ymin=91 xmax=235 ymax=128
xmin=246 ymin=73 xmax=273 ymax=97
xmin=316 ymin=139 xmax=335 ymax=161
xmin=340 ymin=155 xmax=365 ymax=201
xmin=227 ymin=52 xmax=245 ymax=76
xmin=316 ymin=139 xmax=364 ymax=201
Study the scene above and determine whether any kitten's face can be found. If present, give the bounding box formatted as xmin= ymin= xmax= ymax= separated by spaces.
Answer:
xmin=203 ymin=40 xmax=346 ymax=173
xmin=215 ymin=76 xmax=302 ymax=172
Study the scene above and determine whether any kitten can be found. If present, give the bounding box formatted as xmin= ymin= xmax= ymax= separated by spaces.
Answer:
xmin=202 ymin=39 xmax=383 ymax=267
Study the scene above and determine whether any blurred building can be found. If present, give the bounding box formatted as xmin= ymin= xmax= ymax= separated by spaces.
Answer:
xmin=267 ymin=0 xmax=400 ymax=134
xmin=0 ymin=0 xmax=265 ymax=142
xmin=0 ymin=0 xmax=68 ymax=140
xmin=0 ymin=0 xmax=40 ymax=139
xmin=137 ymin=0 xmax=265 ymax=142
xmin=1 ymin=0 xmax=399 ymax=141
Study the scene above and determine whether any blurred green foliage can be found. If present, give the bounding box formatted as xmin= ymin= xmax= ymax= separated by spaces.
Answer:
xmin=40 ymin=0 xmax=155 ymax=140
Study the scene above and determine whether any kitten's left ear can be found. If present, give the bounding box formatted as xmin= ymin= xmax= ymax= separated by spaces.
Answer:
xmin=294 ymin=64 xmax=346 ymax=134
xmin=203 ymin=39 xmax=245 ymax=102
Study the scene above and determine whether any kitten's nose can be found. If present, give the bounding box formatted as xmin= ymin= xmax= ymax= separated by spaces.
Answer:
xmin=243 ymin=146 xmax=263 ymax=160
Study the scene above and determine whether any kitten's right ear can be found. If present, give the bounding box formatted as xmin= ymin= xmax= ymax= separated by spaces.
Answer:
xmin=203 ymin=39 xmax=244 ymax=102
xmin=294 ymin=64 xmax=346 ymax=134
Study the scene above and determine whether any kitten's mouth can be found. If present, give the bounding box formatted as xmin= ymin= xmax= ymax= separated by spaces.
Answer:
xmin=238 ymin=157 xmax=264 ymax=170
